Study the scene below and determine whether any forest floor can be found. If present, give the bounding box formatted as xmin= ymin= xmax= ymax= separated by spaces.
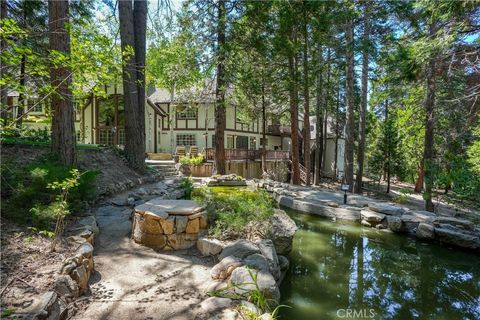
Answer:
xmin=0 ymin=219 xmax=74 ymax=318
xmin=72 ymin=185 xmax=215 ymax=320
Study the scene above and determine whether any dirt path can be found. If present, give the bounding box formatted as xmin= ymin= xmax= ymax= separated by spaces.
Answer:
xmin=74 ymin=197 xmax=215 ymax=319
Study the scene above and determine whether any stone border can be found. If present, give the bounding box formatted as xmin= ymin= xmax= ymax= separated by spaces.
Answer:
xmin=258 ymin=179 xmax=480 ymax=252
xmin=33 ymin=215 xmax=98 ymax=320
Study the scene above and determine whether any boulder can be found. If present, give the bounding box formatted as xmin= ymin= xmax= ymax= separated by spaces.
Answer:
xmin=219 ymin=239 xmax=260 ymax=261
xmin=211 ymin=256 xmax=244 ymax=280
xmin=243 ymin=254 xmax=270 ymax=272
xmin=416 ymin=223 xmax=435 ymax=240
xmin=435 ymin=225 xmax=480 ymax=250
xmin=76 ymin=242 xmax=94 ymax=259
xmin=127 ymin=197 xmax=135 ymax=207
xmin=368 ymin=202 xmax=406 ymax=216
xmin=197 ymin=237 xmax=224 ymax=256
xmin=78 ymin=216 xmax=99 ymax=235
xmin=256 ymin=239 xmax=280 ymax=280
xmin=267 ymin=210 xmax=297 ymax=255
xmin=230 ymin=267 xmax=280 ymax=303
xmin=278 ymin=255 xmax=289 ymax=272
xmin=386 ymin=216 xmax=403 ymax=232
xmin=200 ymin=297 xmax=233 ymax=314
xmin=361 ymin=210 xmax=385 ymax=225
xmin=70 ymin=265 xmax=89 ymax=294
xmin=54 ymin=275 xmax=79 ymax=299
xmin=435 ymin=217 xmax=474 ymax=231
xmin=402 ymin=211 xmax=437 ymax=233
xmin=33 ymin=291 xmax=67 ymax=320
xmin=175 ymin=216 xmax=188 ymax=233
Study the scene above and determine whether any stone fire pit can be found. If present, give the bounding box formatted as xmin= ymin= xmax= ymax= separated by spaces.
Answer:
xmin=131 ymin=198 xmax=208 ymax=250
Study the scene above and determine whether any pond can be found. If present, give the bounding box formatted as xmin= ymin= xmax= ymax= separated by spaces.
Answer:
xmin=279 ymin=210 xmax=480 ymax=320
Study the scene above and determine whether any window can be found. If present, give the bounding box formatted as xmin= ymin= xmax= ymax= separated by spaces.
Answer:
xmin=76 ymin=131 xmax=82 ymax=142
xmin=176 ymin=134 xmax=196 ymax=146
xmin=236 ymin=136 xmax=248 ymax=149
xmin=176 ymin=107 xmax=197 ymax=119
xmin=227 ymin=135 xmax=234 ymax=149
xmin=249 ymin=137 xmax=256 ymax=150
xmin=28 ymin=99 xmax=43 ymax=113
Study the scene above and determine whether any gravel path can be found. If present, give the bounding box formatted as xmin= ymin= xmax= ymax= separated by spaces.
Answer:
xmin=74 ymin=190 xmax=215 ymax=320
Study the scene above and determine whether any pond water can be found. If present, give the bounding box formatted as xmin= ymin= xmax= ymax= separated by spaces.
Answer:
xmin=279 ymin=210 xmax=480 ymax=320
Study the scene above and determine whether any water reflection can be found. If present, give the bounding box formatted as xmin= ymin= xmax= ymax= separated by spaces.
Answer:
xmin=279 ymin=211 xmax=480 ymax=320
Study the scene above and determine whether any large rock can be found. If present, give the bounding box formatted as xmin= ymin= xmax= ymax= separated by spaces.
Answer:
xmin=435 ymin=217 xmax=474 ymax=231
xmin=368 ymin=202 xmax=406 ymax=216
xmin=386 ymin=216 xmax=403 ymax=232
xmin=243 ymin=254 xmax=270 ymax=272
xmin=416 ymin=223 xmax=435 ymax=240
xmin=230 ymin=267 xmax=280 ymax=303
xmin=435 ymin=225 xmax=480 ymax=250
xmin=197 ymin=237 xmax=224 ymax=256
xmin=165 ymin=233 xmax=197 ymax=250
xmin=33 ymin=291 xmax=67 ymax=320
xmin=219 ymin=239 xmax=260 ymax=261
xmin=160 ymin=217 xmax=175 ymax=235
xmin=186 ymin=218 xmax=200 ymax=234
xmin=267 ymin=210 xmax=297 ymax=255
xmin=54 ymin=275 xmax=79 ymax=300
xmin=211 ymin=256 xmax=244 ymax=280
xmin=200 ymin=297 xmax=233 ymax=314
xmin=256 ymin=239 xmax=280 ymax=280
xmin=360 ymin=210 xmax=386 ymax=224
xmin=78 ymin=216 xmax=99 ymax=235
xmin=402 ymin=210 xmax=437 ymax=233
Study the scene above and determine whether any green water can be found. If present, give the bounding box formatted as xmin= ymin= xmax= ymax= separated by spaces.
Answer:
xmin=279 ymin=211 xmax=480 ymax=320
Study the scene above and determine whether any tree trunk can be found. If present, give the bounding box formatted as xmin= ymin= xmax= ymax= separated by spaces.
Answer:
xmin=334 ymin=84 xmax=340 ymax=178
xmin=215 ymin=0 xmax=227 ymax=175
xmin=314 ymin=45 xmax=323 ymax=185
xmin=355 ymin=1 xmax=370 ymax=194
xmin=344 ymin=13 xmax=355 ymax=191
xmin=48 ymin=0 xmax=75 ymax=165
xmin=423 ymin=23 xmax=437 ymax=212
xmin=17 ymin=54 xmax=26 ymax=127
xmin=302 ymin=7 xmax=311 ymax=186
xmin=261 ymin=80 xmax=267 ymax=172
xmin=289 ymin=53 xmax=300 ymax=185
xmin=322 ymin=49 xmax=330 ymax=171
xmin=385 ymin=98 xmax=391 ymax=194
xmin=0 ymin=0 xmax=8 ymax=120
xmin=414 ymin=162 xmax=424 ymax=193
xmin=119 ymin=0 xmax=147 ymax=172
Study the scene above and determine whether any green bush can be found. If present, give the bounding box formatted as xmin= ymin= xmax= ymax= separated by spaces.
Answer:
xmin=194 ymin=187 xmax=276 ymax=236
xmin=180 ymin=176 xmax=194 ymax=199
xmin=1 ymin=156 xmax=98 ymax=227
xmin=0 ymin=125 xmax=50 ymax=143
xmin=179 ymin=154 xmax=204 ymax=165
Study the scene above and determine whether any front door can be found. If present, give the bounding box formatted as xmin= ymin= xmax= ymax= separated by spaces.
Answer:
xmin=96 ymin=94 xmax=124 ymax=145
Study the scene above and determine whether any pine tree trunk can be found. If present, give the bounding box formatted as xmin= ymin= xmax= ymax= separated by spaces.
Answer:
xmin=423 ymin=23 xmax=437 ymax=212
xmin=414 ymin=162 xmax=424 ymax=193
xmin=119 ymin=0 xmax=147 ymax=172
xmin=48 ymin=0 xmax=75 ymax=165
xmin=215 ymin=0 xmax=226 ymax=175
xmin=17 ymin=54 xmax=26 ymax=127
xmin=355 ymin=1 xmax=370 ymax=194
xmin=0 ymin=0 xmax=8 ymax=120
xmin=344 ymin=14 xmax=355 ymax=191
xmin=314 ymin=45 xmax=323 ymax=185
xmin=261 ymin=81 xmax=267 ymax=172
xmin=289 ymin=53 xmax=300 ymax=185
xmin=302 ymin=8 xmax=311 ymax=186
xmin=322 ymin=49 xmax=330 ymax=171
xmin=334 ymin=84 xmax=340 ymax=177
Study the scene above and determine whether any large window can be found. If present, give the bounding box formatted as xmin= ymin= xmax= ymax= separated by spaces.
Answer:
xmin=226 ymin=135 xmax=234 ymax=149
xmin=176 ymin=134 xmax=196 ymax=147
xmin=176 ymin=107 xmax=197 ymax=119
xmin=28 ymin=99 xmax=43 ymax=113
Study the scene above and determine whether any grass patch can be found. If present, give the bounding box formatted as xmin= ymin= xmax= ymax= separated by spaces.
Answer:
xmin=193 ymin=186 xmax=276 ymax=237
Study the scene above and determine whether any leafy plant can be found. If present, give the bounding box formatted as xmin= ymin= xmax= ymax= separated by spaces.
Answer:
xmin=180 ymin=176 xmax=194 ymax=199
xmin=179 ymin=154 xmax=204 ymax=166
xmin=47 ymin=169 xmax=82 ymax=251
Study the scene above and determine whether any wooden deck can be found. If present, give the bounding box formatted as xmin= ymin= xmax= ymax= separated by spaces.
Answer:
xmin=204 ymin=148 xmax=290 ymax=162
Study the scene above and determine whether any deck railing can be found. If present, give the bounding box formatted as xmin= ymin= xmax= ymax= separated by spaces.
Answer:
xmin=204 ymin=148 xmax=290 ymax=161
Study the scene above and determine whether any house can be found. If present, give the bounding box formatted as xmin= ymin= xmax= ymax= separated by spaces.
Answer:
xmin=5 ymin=83 xmax=343 ymax=180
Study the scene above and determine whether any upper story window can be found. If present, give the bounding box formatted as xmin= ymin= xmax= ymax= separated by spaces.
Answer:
xmin=176 ymin=106 xmax=197 ymax=120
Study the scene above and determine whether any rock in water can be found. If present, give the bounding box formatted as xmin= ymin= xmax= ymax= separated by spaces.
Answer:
xmin=267 ymin=210 xmax=297 ymax=255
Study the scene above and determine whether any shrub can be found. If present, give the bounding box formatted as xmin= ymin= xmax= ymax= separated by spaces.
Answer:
xmin=180 ymin=176 xmax=194 ymax=199
xmin=179 ymin=154 xmax=204 ymax=166
xmin=194 ymin=187 xmax=276 ymax=237
xmin=1 ymin=156 xmax=98 ymax=226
